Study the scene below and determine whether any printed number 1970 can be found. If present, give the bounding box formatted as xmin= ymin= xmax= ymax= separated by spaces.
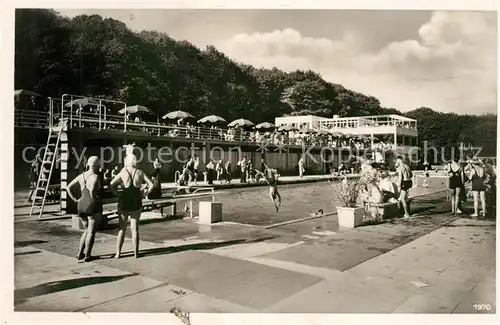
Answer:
xmin=473 ymin=304 xmax=492 ymax=311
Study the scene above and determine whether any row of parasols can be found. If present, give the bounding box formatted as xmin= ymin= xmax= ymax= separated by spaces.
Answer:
xmin=122 ymin=107 xmax=374 ymax=138
xmin=149 ymin=109 xmax=377 ymax=140
xmin=14 ymin=90 xmax=376 ymax=139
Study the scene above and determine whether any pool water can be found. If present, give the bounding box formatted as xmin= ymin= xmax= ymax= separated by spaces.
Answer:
xmin=179 ymin=181 xmax=441 ymax=226
xmin=181 ymin=182 xmax=341 ymax=226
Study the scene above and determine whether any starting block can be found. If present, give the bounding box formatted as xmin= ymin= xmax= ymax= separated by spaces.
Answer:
xmin=198 ymin=201 xmax=223 ymax=224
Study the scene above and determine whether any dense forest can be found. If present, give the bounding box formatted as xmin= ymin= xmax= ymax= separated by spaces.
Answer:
xmin=14 ymin=9 xmax=497 ymax=159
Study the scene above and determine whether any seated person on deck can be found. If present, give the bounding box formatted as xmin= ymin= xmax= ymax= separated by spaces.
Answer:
xmin=359 ymin=170 xmax=383 ymax=219
xmin=378 ymin=171 xmax=399 ymax=203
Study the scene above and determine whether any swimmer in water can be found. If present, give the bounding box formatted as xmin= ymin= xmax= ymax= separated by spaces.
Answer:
xmin=261 ymin=159 xmax=281 ymax=212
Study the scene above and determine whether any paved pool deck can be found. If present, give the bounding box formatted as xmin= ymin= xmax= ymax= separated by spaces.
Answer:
xmin=11 ymin=190 xmax=496 ymax=317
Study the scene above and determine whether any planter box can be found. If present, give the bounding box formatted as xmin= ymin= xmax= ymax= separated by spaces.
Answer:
xmin=337 ymin=206 xmax=364 ymax=228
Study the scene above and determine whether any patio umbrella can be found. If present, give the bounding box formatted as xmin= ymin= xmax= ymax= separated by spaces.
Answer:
xmin=14 ymin=89 xmax=41 ymax=97
xmin=329 ymin=131 xmax=343 ymax=137
xmin=163 ymin=110 xmax=195 ymax=120
xmin=119 ymin=105 xmax=154 ymax=115
xmin=197 ymin=115 xmax=227 ymax=124
xmin=64 ymin=98 xmax=101 ymax=107
xmin=316 ymin=129 xmax=330 ymax=135
xmin=278 ymin=124 xmax=297 ymax=132
xmin=255 ymin=122 xmax=276 ymax=130
xmin=298 ymin=127 xmax=316 ymax=134
xmin=228 ymin=118 xmax=254 ymax=128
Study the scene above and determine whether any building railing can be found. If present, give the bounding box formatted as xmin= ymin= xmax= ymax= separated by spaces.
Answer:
xmin=317 ymin=121 xmax=418 ymax=130
xmin=15 ymin=108 xmax=397 ymax=151
xmin=14 ymin=109 xmax=50 ymax=129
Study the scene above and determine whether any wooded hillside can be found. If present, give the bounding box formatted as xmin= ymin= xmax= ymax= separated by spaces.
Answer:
xmin=15 ymin=9 xmax=497 ymax=158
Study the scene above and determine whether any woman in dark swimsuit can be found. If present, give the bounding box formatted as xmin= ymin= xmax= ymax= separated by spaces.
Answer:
xmin=447 ymin=158 xmax=465 ymax=214
xmin=469 ymin=160 xmax=487 ymax=218
xmin=67 ymin=156 xmax=102 ymax=262
xmin=110 ymin=154 xmax=154 ymax=258
xmin=484 ymin=159 xmax=496 ymax=217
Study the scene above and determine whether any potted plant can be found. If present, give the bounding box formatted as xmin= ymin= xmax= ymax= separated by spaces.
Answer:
xmin=333 ymin=177 xmax=365 ymax=228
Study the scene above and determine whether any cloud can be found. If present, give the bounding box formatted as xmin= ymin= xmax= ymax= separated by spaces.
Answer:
xmin=216 ymin=11 xmax=497 ymax=114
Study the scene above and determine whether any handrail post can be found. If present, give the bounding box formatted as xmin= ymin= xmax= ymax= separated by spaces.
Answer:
xmin=48 ymin=97 xmax=53 ymax=129
xmin=70 ymin=96 xmax=74 ymax=127
xmin=123 ymin=104 xmax=127 ymax=132
xmin=79 ymin=104 xmax=82 ymax=128
xmin=103 ymin=104 xmax=107 ymax=129
xmin=61 ymin=94 xmax=68 ymax=125
xmin=175 ymin=170 xmax=180 ymax=184
xmin=98 ymin=100 xmax=102 ymax=131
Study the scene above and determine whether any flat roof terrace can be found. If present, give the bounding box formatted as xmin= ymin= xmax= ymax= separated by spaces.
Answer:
xmin=14 ymin=109 xmax=379 ymax=152
xmin=319 ymin=114 xmax=417 ymax=129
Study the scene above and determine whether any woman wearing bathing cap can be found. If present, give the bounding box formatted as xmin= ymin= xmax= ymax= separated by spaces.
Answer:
xmin=468 ymin=158 xmax=488 ymax=218
xmin=66 ymin=156 xmax=103 ymax=262
xmin=109 ymin=153 xmax=154 ymax=258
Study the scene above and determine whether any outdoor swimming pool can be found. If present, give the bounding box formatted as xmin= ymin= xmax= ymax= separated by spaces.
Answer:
xmin=175 ymin=181 xmax=440 ymax=226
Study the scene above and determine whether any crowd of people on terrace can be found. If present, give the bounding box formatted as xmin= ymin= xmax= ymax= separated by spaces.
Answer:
xmin=15 ymin=97 xmax=401 ymax=151
xmin=88 ymin=113 xmax=397 ymax=151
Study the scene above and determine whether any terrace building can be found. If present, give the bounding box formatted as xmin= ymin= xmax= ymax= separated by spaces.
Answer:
xmin=275 ymin=114 xmax=419 ymax=163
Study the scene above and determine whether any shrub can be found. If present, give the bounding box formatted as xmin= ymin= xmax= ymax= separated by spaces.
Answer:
xmin=333 ymin=177 xmax=363 ymax=208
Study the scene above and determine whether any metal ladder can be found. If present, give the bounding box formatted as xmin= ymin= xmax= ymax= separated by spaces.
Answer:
xmin=29 ymin=119 xmax=67 ymax=218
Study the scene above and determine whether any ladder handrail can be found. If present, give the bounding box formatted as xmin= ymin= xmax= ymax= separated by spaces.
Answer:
xmin=174 ymin=170 xmax=181 ymax=184
xmin=61 ymin=94 xmax=126 ymax=130
xmin=47 ymin=97 xmax=64 ymax=129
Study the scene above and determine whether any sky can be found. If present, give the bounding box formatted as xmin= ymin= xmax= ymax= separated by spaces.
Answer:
xmin=56 ymin=9 xmax=497 ymax=115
